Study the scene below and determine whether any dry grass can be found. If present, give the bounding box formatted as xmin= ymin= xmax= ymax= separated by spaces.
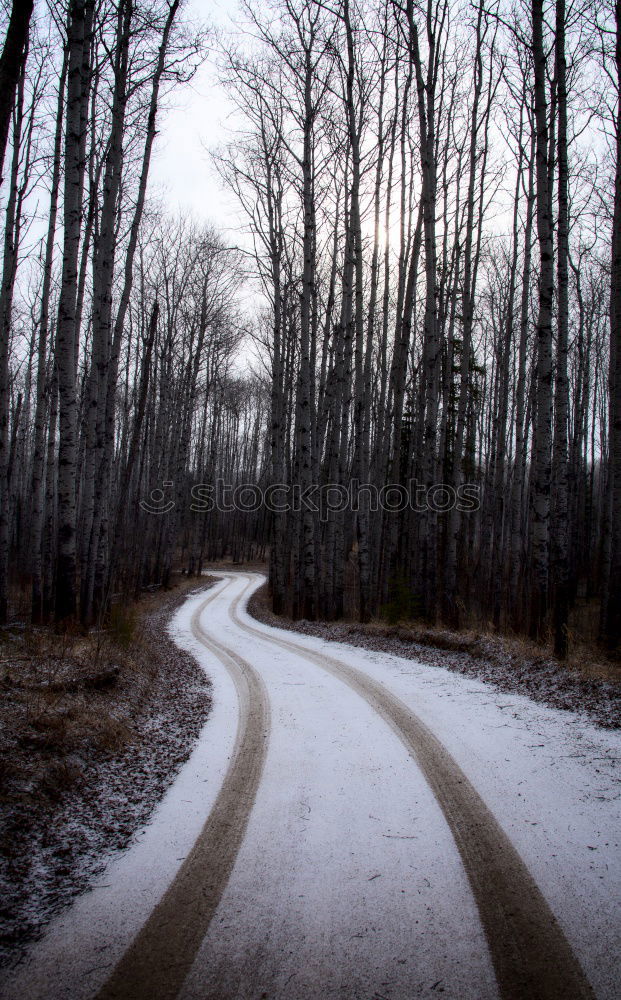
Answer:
xmin=2 ymin=642 xmax=129 ymax=805
xmin=1 ymin=576 xmax=208 ymax=807
xmin=248 ymin=582 xmax=621 ymax=728
xmin=351 ymin=618 xmax=621 ymax=687
xmin=0 ymin=574 xmax=213 ymax=963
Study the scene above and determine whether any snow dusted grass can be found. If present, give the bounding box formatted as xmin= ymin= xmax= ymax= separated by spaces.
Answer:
xmin=248 ymin=585 xmax=621 ymax=729
xmin=0 ymin=577 xmax=214 ymax=968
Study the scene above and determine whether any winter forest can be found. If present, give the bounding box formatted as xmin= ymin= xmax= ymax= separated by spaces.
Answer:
xmin=1 ymin=0 xmax=620 ymax=659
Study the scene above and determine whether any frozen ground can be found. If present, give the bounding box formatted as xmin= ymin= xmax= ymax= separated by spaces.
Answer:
xmin=248 ymin=587 xmax=621 ymax=729
xmin=2 ymin=572 xmax=619 ymax=1000
xmin=0 ymin=583 xmax=212 ymax=968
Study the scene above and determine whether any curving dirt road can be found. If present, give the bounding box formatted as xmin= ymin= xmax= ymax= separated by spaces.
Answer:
xmin=3 ymin=572 xmax=619 ymax=1000
xmin=96 ymin=578 xmax=270 ymax=1000
xmin=229 ymin=581 xmax=594 ymax=1000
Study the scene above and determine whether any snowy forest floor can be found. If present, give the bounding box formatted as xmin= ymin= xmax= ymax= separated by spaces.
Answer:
xmin=0 ymin=577 xmax=214 ymax=968
xmin=248 ymin=584 xmax=621 ymax=730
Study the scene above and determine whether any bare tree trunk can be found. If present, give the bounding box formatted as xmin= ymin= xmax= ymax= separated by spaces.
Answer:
xmin=268 ymin=163 xmax=287 ymax=614
xmin=30 ymin=48 xmax=68 ymax=623
xmin=600 ymin=0 xmax=621 ymax=652
xmin=0 ymin=0 xmax=33 ymax=187
xmin=81 ymin=0 xmax=132 ymax=623
xmin=54 ymin=0 xmax=93 ymax=623
xmin=407 ymin=0 xmax=444 ymax=622
xmin=43 ymin=367 xmax=58 ymax=622
xmin=0 ymin=51 xmax=26 ymax=622
xmin=444 ymin=0 xmax=486 ymax=627
xmin=341 ymin=0 xmax=370 ymax=621
xmin=296 ymin=37 xmax=318 ymax=621
xmin=509 ymin=124 xmax=536 ymax=630
xmin=552 ymin=0 xmax=570 ymax=657
xmin=529 ymin=0 xmax=554 ymax=641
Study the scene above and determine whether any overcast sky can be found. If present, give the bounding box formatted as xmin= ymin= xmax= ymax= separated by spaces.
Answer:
xmin=150 ymin=0 xmax=245 ymax=238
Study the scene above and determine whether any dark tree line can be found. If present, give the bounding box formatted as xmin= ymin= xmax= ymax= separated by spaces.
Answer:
xmin=1 ymin=0 xmax=620 ymax=659
xmin=216 ymin=0 xmax=621 ymax=654
xmin=0 ymin=0 xmax=256 ymax=626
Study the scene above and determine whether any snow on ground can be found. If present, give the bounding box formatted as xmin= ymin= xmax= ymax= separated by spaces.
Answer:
xmin=247 ymin=590 xmax=621 ymax=729
xmin=0 ymin=583 xmax=212 ymax=969
xmin=2 ymin=572 xmax=620 ymax=1000
xmin=0 ymin=579 xmax=235 ymax=1000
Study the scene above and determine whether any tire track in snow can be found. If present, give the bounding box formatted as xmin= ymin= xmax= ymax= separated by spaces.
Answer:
xmin=231 ymin=574 xmax=595 ymax=1000
xmin=95 ymin=578 xmax=270 ymax=1000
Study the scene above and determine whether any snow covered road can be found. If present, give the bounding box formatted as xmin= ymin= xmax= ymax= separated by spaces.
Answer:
xmin=3 ymin=572 xmax=620 ymax=1000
